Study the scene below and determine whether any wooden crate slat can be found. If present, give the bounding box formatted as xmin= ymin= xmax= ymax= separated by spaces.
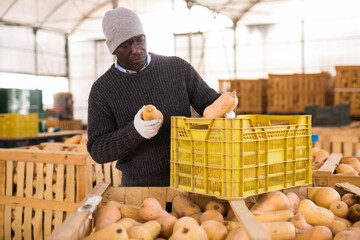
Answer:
xmin=0 ymin=160 xmax=5 ymax=239
xmin=24 ymin=162 xmax=34 ymax=240
xmin=66 ymin=164 xmax=75 ymax=203
xmin=95 ymin=164 xmax=103 ymax=184
xmin=103 ymin=162 xmax=112 ymax=184
xmin=54 ymin=164 xmax=65 ymax=230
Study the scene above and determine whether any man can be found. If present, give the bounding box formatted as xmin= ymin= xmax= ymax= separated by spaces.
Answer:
xmin=87 ymin=7 xmax=221 ymax=186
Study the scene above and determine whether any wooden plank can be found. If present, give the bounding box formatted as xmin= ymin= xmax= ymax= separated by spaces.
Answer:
xmin=111 ymin=162 xmax=120 ymax=187
xmin=0 ymin=149 xmax=89 ymax=165
xmin=14 ymin=161 xmax=25 ymax=240
xmin=24 ymin=162 xmax=34 ymax=240
xmin=42 ymin=163 xmax=54 ymax=239
xmin=316 ymin=153 xmax=343 ymax=174
xmin=48 ymin=183 xmax=110 ymax=240
xmin=229 ymin=199 xmax=271 ymax=240
xmin=66 ymin=164 xmax=75 ymax=203
xmin=0 ymin=160 xmax=10 ymax=240
xmin=343 ymin=142 xmax=354 ymax=156
xmin=95 ymin=164 xmax=103 ymax=184
xmin=332 ymin=142 xmax=342 ymax=154
xmin=104 ymin=163 xmax=111 ymax=184
xmin=76 ymin=165 xmax=86 ymax=202
xmin=33 ymin=163 xmax=44 ymax=240
xmin=54 ymin=164 xmax=65 ymax=230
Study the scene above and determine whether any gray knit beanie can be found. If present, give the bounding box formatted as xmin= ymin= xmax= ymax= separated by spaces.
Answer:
xmin=102 ymin=7 xmax=145 ymax=54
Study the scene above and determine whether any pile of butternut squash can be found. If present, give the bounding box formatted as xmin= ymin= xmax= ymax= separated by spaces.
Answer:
xmin=88 ymin=187 xmax=360 ymax=240
xmin=335 ymin=157 xmax=360 ymax=176
xmin=312 ymin=147 xmax=330 ymax=170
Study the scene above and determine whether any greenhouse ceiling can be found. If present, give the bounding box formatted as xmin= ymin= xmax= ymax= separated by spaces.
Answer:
xmin=0 ymin=0 xmax=290 ymax=36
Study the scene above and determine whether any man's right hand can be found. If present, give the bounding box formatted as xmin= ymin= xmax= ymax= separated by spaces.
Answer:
xmin=134 ymin=106 xmax=163 ymax=139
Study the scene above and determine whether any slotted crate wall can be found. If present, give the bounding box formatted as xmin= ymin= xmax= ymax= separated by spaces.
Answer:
xmin=0 ymin=143 xmax=121 ymax=240
xmin=334 ymin=65 xmax=360 ymax=117
xmin=267 ymin=72 xmax=333 ymax=114
xmin=219 ymin=79 xmax=267 ymax=114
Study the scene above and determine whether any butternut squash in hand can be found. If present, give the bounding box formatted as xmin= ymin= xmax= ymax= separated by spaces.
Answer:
xmin=203 ymin=91 xmax=238 ymax=118
xmin=294 ymin=226 xmax=332 ymax=240
xmin=201 ymin=220 xmax=228 ymax=240
xmin=142 ymin=105 xmax=163 ymax=121
xmin=139 ymin=198 xmax=168 ymax=221
xmin=85 ymin=223 xmax=128 ymax=240
xmin=295 ymin=199 xmax=334 ymax=227
xmin=250 ymin=191 xmax=290 ymax=212
xmin=172 ymin=195 xmax=201 ymax=217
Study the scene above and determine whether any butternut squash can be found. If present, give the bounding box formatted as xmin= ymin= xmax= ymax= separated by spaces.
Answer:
xmin=295 ymin=199 xmax=334 ymax=227
xmin=155 ymin=214 xmax=178 ymax=238
xmin=85 ymin=223 xmax=128 ymax=240
xmin=334 ymin=230 xmax=360 ymax=240
xmin=294 ymin=226 xmax=332 ymax=240
xmin=224 ymin=209 xmax=237 ymax=221
xmin=341 ymin=193 xmax=357 ymax=207
xmin=203 ymin=91 xmax=238 ymax=118
xmin=289 ymin=214 xmax=312 ymax=231
xmin=334 ymin=216 xmax=352 ymax=226
xmin=336 ymin=164 xmax=355 ymax=174
xmin=173 ymin=216 xmax=199 ymax=233
xmin=222 ymin=221 xmax=241 ymax=232
xmin=120 ymin=204 xmax=144 ymax=223
xmin=353 ymin=220 xmax=360 ymax=227
xmin=106 ymin=200 xmax=123 ymax=209
xmin=307 ymin=187 xmax=320 ymax=201
xmin=172 ymin=195 xmax=201 ymax=217
xmin=201 ymin=220 xmax=228 ymax=240
xmin=205 ymin=201 xmax=226 ymax=216
xmin=64 ymin=134 xmax=82 ymax=144
xmin=252 ymin=209 xmax=294 ymax=222
xmin=142 ymin=105 xmax=163 ymax=121
xmin=313 ymin=187 xmax=341 ymax=209
xmin=170 ymin=224 xmax=208 ymax=240
xmin=348 ymin=204 xmax=360 ymax=222
xmin=200 ymin=210 xmax=224 ymax=224
xmin=225 ymin=227 xmax=250 ymax=240
xmin=191 ymin=212 xmax=202 ymax=224
xmin=315 ymin=149 xmax=329 ymax=162
xmin=117 ymin=218 xmax=141 ymax=230
xmin=250 ymin=191 xmax=290 ymax=212
xmin=127 ymin=221 xmax=161 ymax=240
xmin=261 ymin=222 xmax=296 ymax=240
xmin=286 ymin=192 xmax=301 ymax=211
xmin=95 ymin=205 xmax=121 ymax=231
xmin=330 ymin=220 xmax=349 ymax=235
xmin=329 ymin=201 xmax=349 ymax=218
xmin=139 ymin=198 xmax=168 ymax=221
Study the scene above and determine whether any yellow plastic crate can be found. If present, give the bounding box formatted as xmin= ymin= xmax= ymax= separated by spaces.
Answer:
xmin=170 ymin=115 xmax=312 ymax=199
xmin=0 ymin=113 xmax=39 ymax=137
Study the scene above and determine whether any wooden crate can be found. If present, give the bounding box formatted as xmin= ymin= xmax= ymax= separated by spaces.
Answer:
xmin=313 ymin=153 xmax=360 ymax=187
xmin=0 ymin=143 xmax=121 ymax=240
xmin=49 ymin=182 xmax=360 ymax=240
xmin=267 ymin=72 xmax=333 ymax=114
xmin=49 ymin=183 xmax=274 ymax=240
xmin=312 ymin=122 xmax=360 ymax=156
xmin=334 ymin=65 xmax=360 ymax=117
xmin=44 ymin=119 xmax=82 ymax=131
xmin=218 ymin=79 xmax=267 ymax=114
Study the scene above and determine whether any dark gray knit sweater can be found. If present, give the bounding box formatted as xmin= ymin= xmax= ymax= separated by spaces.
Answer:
xmin=87 ymin=53 xmax=220 ymax=186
